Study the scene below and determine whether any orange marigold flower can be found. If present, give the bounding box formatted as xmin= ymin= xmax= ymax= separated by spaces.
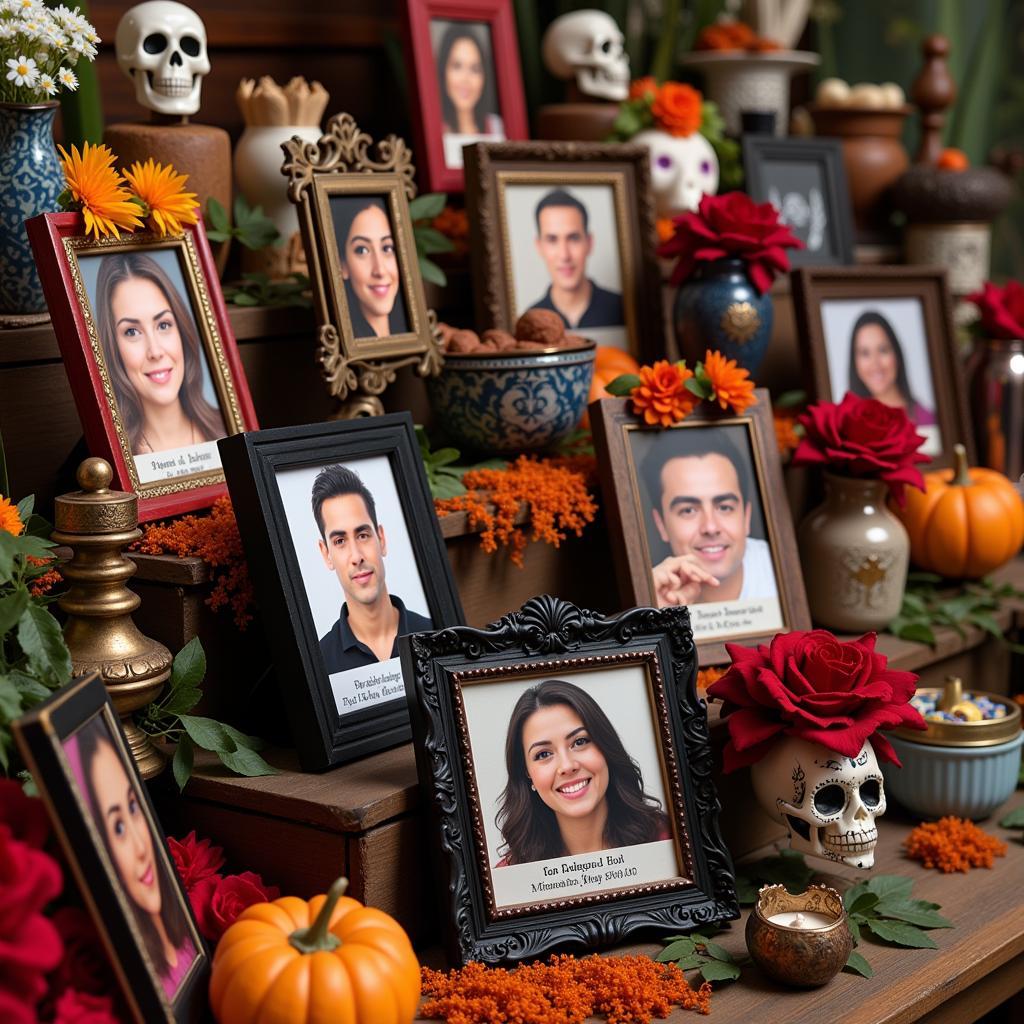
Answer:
xmin=651 ymin=82 xmax=703 ymax=137
xmin=904 ymin=816 xmax=1007 ymax=873
xmin=629 ymin=76 xmax=658 ymax=101
xmin=773 ymin=409 xmax=801 ymax=457
xmin=696 ymin=666 xmax=725 ymax=698
xmin=702 ymin=349 xmax=756 ymax=414
xmin=59 ymin=142 xmax=144 ymax=240
xmin=632 ymin=360 xmax=696 ymax=427
xmin=0 ymin=495 xmax=23 ymax=536
xmin=123 ymin=158 xmax=200 ymax=236
xmin=655 ymin=217 xmax=676 ymax=245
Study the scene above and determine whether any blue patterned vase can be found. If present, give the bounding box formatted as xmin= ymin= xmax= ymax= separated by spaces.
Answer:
xmin=673 ymin=258 xmax=773 ymax=374
xmin=0 ymin=102 xmax=63 ymax=315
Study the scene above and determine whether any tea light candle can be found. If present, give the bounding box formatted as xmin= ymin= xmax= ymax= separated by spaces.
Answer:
xmin=766 ymin=911 xmax=837 ymax=929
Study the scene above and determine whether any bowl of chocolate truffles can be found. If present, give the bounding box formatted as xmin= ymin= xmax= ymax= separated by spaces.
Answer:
xmin=428 ymin=310 xmax=596 ymax=453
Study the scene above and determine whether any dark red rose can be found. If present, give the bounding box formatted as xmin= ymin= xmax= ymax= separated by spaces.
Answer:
xmin=47 ymin=908 xmax=116 ymax=1001
xmin=792 ymin=391 xmax=929 ymax=505
xmin=0 ymin=781 xmax=50 ymax=850
xmin=658 ymin=191 xmax=803 ymax=293
xmin=189 ymin=871 xmax=279 ymax=942
xmin=51 ymin=988 xmax=121 ymax=1024
xmin=0 ymin=985 xmax=37 ymax=1024
xmin=967 ymin=279 xmax=1024 ymax=340
xmin=707 ymin=630 xmax=927 ymax=772
xmin=167 ymin=831 xmax=226 ymax=891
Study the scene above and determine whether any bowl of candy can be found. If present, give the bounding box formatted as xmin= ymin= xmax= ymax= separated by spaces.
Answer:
xmin=882 ymin=676 xmax=1022 ymax=820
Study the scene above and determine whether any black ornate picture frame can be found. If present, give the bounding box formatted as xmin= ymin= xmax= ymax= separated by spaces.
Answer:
xmin=401 ymin=595 xmax=738 ymax=965
xmin=219 ymin=413 xmax=464 ymax=770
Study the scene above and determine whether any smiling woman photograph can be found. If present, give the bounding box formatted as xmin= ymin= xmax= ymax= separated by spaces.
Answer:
xmin=330 ymin=196 xmax=410 ymax=340
xmin=68 ymin=717 xmax=197 ymax=1000
xmin=494 ymin=678 xmax=670 ymax=867
xmin=93 ymin=252 xmax=226 ymax=461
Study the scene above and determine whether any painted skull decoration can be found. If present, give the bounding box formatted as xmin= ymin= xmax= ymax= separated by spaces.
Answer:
xmin=634 ymin=129 xmax=719 ymax=215
xmin=115 ymin=0 xmax=210 ymax=117
xmin=751 ymin=736 xmax=886 ymax=869
xmin=542 ymin=10 xmax=630 ymax=102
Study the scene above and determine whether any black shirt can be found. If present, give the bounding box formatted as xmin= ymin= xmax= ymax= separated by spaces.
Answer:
xmin=319 ymin=594 xmax=433 ymax=675
xmin=529 ymin=279 xmax=624 ymax=330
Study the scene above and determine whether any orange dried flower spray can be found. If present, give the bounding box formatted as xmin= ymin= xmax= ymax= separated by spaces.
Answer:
xmin=904 ymin=816 xmax=1008 ymax=873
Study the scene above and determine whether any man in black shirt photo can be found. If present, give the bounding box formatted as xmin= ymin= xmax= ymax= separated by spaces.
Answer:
xmin=528 ymin=188 xmax=624 ymax=331
xmin=312 ymin=464 xmax=432 ymax=676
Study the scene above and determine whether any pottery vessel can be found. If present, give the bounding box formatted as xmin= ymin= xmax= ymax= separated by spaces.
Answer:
xmin=965 ymin=336 xmax=1024 ymax=480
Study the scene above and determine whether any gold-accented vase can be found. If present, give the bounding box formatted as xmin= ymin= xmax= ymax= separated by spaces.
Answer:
xmin=797 ymin=473 xmax=909 ymax=632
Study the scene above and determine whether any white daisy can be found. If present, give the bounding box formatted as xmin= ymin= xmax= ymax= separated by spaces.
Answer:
xmin=36 ymin=71 xmax=55 ymax=94
xmin=5 ymin=54 xmax=37 ymax=86
xmin=19 ymin=16 xmax=42 ymax=39
xmin=0 ymin=22 xmax=16 ymax=39
xmin=57 ymin=65 xmax=76 ymax=89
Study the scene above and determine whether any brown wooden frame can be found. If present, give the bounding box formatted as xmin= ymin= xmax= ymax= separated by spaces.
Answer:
xmin=463 ymin=141 xmax=664 ymax=362
xmin=591 ymin=391 xmax=810 ymax=665
xmin=791 ymin=265 xmax=974 ymax=469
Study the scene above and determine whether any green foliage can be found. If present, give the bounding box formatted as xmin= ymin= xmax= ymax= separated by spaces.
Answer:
xmin=1000 ymin=806 xmax=1024 ymax=830
xmin=205 ymin=196 xmax=281 ymax=251
xmin=409 ymin=192 xmax=455 ymax=288
xmin=733 ymin=848 xmax=815 ymax=905
xmin=772 ymin=389 xmax=807 ymax=410
xmin=656 ymin=926 xmax=745 ymax=985
xmin=415 ymin=426 xmax=505 ymax=500
xmin=604 ymin=372 xmax=643 ymax=397
xmin=137 ymin=637 xmax=276 ymax=790
xmin=222 ymin=273 xmax=311 ymax=310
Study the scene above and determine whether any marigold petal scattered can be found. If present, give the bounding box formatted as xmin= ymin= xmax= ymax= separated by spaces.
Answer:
xmin=904 ymin=816 xmax=1007 ymax=873
xmin=123 ymin=158 xmax=199 ymax=237
xmin=58 ymin=142 xmax=144 ymax=240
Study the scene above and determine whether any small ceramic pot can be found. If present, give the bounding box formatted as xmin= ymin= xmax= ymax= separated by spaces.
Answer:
xmin=798 ymin=473 xmax=909 ymax=632
xmin=746 ymin=884 xmax=853 ymax=987
xmin=965 ymin=336 xmax=1024 ymax=479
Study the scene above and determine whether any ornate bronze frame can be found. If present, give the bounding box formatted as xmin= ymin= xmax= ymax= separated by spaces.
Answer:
xmin=282 ymin=113 xmax=444 ymax=417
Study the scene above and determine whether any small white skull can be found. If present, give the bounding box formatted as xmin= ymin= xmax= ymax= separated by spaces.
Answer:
xmin=542 ymin=10 xmax=630 ymax=102
xmin=634 ymin=128 xmax=719 ymax=215
xmin=751 ymin=736 xmax=886 ymax=869
xmin=115 ymin=1 xmax=210 ymax=117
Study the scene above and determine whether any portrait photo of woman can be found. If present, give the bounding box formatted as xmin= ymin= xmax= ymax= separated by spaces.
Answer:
xmin=432 ymin=19 xmax=505 ymax=169
xmin=66 ymin=715 xmax=198 ymax=1001
xmin=330 ymin=196 xmax=410 ymax=340
xmin=92 ymin=251 xmax=227 ymax=463
xmin=494 ymin=678 xmax=670 ymax=867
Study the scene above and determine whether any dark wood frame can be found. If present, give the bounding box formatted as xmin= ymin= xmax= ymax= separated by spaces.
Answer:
xmin=591 ymin=391 xmax=810 ymax=666
xmin=26 ymin=213 xmax=258 ymax=522
xmin=463 ymin=141 xmax=663 ymax=363
xmin=218 ymin=413 xmax=464 ymax=770
xmin=401 ymin=595 xmax=738 ymax=965
xmin=403 ymin=0 xmax=528 ymax=193
xmin=791 ymin=266 xmax=974 ymax=468
xmin=12 ymin=673 xmax=209 ymax=1023
xmin=741 ymin=136 xmax=854 ymax=267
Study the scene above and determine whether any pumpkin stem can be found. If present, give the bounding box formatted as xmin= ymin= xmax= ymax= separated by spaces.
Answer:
xmin=952 ymin=444 xmax=972 ymax=487
xmin=289 ymin=877 xmax=348 ymax=954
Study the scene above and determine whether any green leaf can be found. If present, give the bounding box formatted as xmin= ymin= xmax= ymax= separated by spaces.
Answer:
xmin=427 ymin=447 xmax=461 ymax=468
xmin=844 ymin=951 xmax=874 ymax=978
xmin=408 ymin=192 xmax=447 ymax=220
xmin=216 ymin=745 xmax=278 ymax=778
xmin=866 ymin=875 xmax=916 ymax=901
xmin=429 ymin=473 xmax=467 ymax=500
xmin=418 ymin=257 xmax=447 ymax=288
xmin=656 ymin=938 xmax=696 ymax=961
xmin=10 ymin=670 xmax=50 ymax=705
xmin=685 ymin=377 xmax=711 ymax=399
xmin=864 ymin=919 xmax=938 ymax=949
xmin=847 ymin=916 xmax=862 ymax=946
xmin=755 ymin=850 xmax=814 ymax=893
xmin=218 ymin=722 xmax=267 ymax=751
xmin=414 ymin=227 xmax=455 ymax=255
xmin=907 ymin=571 xmax=943 ymax=585
xmin=230 ymin=290 xmax=260 ymax=307
xmin=0 ymin=588 xmax=29 ymax=635
xmin=0 ymin=676 xmax=23 ymax=720
xmin=901 ymin=592 xmax=929 ymax=616
xmin=179 ymin=715 xmax=236 ymax=753
xmin=670 ymin=954 xmax=709 ymax=972
xmin=734 ymin=874 xmax=759 ymax=905
xmin=206 ymin=196 xmax=229 ymax=233
xmin=604 ymin=373 xmax=641 ymax=396
xmin=873 ymin=899 xmax=952 ymax=929
xmin=699 ymin=939 xmax=732 ymax=962
xmin=773 ymin=389 xmax=807 ymax=409
xmin=967 ymin=611 xmax=1004 ymax=639
xmin=697 ymin=960 xmax=741 ymax=983
xmin=843 ymin=880 xmax=870 ymax=911
xmin=848 ymin=891 xmax=880 ymax=916
xmin=172 ymin=637 xmax=206 ymax=691
xmin=160 ymin=686 xmax=202 ymax=718
xmin=999 ymin=807 xmax=1024 ymax=828
xmin=15 ymin=495 xmax=33 ymax=523
xmin=894 ymin=620 xmax=937 ymax=646
xmin=16 ymin=604 xmax=71 ymax=689
xmin=172 ymin=736 xmax=194 ymax=792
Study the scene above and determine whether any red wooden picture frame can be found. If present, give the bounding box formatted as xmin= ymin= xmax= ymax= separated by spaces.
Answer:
xmin=27 ymin=213 xmax=258 ymax=521
xmin=403 ymin=0 xmax=528 ymax=193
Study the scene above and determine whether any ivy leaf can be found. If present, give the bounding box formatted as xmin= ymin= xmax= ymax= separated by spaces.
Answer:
xmin=605 ymin=373 xmax=641 ymax=396
xmin=999 ymin=807 xmax=1024 ymax=828
xmin=408 ymin=192 xmax=447 ymax=220
xmin=17 ymin=603 xmax=71 ymax=689
xmin=873 ymin=899 xmax=952 ymax=929
xmin=697 ymin=959 xmax=741 ymax=984
xmin=844 ymin=951 xmax=874 ymax=978
xmin=864 ymin=919 xmax=938 ymax=949
xmin=216 ymin=745 xmax=278 ymax=778
xmin=172 ymin=735 xmax=194 ymax=792
xmin=656 ymin=938 xmax=696 ymax=961
xmin=172 ymin=636 xmax=206 ymax=691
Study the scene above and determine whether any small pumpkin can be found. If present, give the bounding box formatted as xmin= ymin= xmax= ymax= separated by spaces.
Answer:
xmin=893 ymin=443 xmax=1024 ymax=578
xmin=581 ymin=346 xmax=642 ymax=427
xmin=210 ymin=878 xmax=420 ymax=1024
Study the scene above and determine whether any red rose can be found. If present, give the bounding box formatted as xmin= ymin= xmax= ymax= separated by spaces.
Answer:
xmin=189 ymin=871 xmax=279 ymax=942
xmin=658 ymin=191 xmax=803 ymax=293
xmin=0 ymin=986 xmax=37 ymax=1024
xmin=51 ymin=989 xmax=121 ymax=1024
xmin=47 ymin=908 xmax=116 ymax=1001
xmin=967 ymin=279 xmax=1024 ymax=340
xmin=0 ymin=781 xmax=50 ymax=850
xmin=168 ymin=831 xmax=225 ymax=892
xmin=707 ymin=630 xmax=927 ymax=772
xmin=792 ymin=392 xmax=929 ymax=505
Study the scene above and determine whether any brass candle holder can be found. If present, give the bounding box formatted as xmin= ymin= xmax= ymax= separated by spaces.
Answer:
xmin=52 ymin=458 xmax=172 ymax=779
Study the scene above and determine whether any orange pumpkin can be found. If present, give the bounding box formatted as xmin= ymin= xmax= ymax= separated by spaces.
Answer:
xmin=210 ymin=878 xmax=420 ymax=1024
xmin=893 ymin=443 xmax=1024 ymax=578
xmin=581 ymin=346 xmax=642 ymax=427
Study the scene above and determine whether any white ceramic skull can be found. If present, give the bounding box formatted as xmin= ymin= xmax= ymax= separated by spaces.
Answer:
xmin=634 ymin=128 xmax=719 ymax=215
xmin=751 ymin=736 xmax=886 ymax=869
xmin=115 ymin=1 xmax=210 ymax=117
xmin=542 ymin=10 xmax=630 ymax=102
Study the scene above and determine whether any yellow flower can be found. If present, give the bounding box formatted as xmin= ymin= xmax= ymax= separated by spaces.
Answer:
xmin=0 ymin=495 xmax=24 ymax=536
xmin=58 ymin=142 xmax=144 ymax=240
xmin=123 ymin=159 xmax=199 ymax=237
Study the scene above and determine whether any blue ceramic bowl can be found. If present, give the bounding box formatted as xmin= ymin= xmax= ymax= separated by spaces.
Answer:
xmin=427 ymin=341 xmax=596 ymax=454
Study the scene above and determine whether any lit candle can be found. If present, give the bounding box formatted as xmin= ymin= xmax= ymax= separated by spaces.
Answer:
xmin=766 ymin=911 xmax=837 ymax=929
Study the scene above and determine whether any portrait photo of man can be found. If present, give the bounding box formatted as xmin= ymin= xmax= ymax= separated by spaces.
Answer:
xmin=312 ymin=463 xmax=433 ymax=675
xmin=638 ymin=426 xmax=779 ymax=611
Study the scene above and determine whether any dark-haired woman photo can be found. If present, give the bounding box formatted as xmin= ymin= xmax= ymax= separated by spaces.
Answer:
xmin=494 ymin=679 xmax=670 ymax=866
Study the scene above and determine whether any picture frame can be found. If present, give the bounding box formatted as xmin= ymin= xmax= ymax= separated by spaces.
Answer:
xmin=282 ymin=114 xmax=444 ymax=418
xmin=791 ymin=265 xmax=974 ymax=468
xmin=401 ymin=595 xmax=738 ymax=966
xmin=12 ymin=673 xmax=209 ymax=1023
xmin=26 ymin=213 xmax=258 ymax=522
xmin=218 ymin=412 xmax=463 ymax=770
xmin=464 ymin=141 xmax=663 ymax=362
xmin=741 ymin=136 xmax=855 ymax=267
xmin=403 ymin=0 xmax=528 ymax=193
xmin=591 ymin=391 xmax=810 ymax=666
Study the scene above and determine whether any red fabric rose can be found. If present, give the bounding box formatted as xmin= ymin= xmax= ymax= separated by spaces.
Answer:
xmin=0 ymin=780 xmax=50 ymax=849
xmin=707 ymin=630 xmax=927 ymax=772
xmin=189 ymin=871 xmax=279 ymax=942
xmin=168 ymin=831 xmax=226 ymax=892
xmin=658 ymin=191 xmax=803 ymax=293
xmin=967 ymin=279 xmax=1024 ymax=340
xmin=792 ymin=391 xmax=929 ymax=505
xmin=47 ymin=907 xmax=116 ymax=1001
xmin=51 ymin=988 xmax=121 ymax=1024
